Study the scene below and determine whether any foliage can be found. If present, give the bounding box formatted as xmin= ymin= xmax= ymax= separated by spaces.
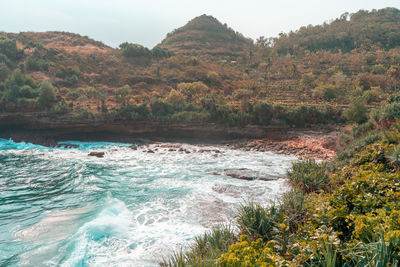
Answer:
xmin=162 ymin=124 xmax=400 ymax=265
xmin=236 ymin=201 xmax=279 ymax=242
xmin=287 ymin=159 xmax=330 ymax=193
xmin=160 ymin=225 xmax=237 ymax=267
xmin=37 ymin=80 xmax=56 ymax=109
xmin=75 ymin=109 xmax=95 ymax=120
xmin=217 ymin=235 xmax=281 ymax=266
xmin=372 ymin=103 xmax=400 ymax=127
xmin=274 ymin=8 xmax=400 ymax=54
xmin=344 ymin=97 xmax=368 ymax=124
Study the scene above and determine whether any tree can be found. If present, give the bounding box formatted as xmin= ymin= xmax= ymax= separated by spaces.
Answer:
xmin=115 ymin=85 xmax=131 ymax=106
xmin=37 ymin=80 xmax=56 ymax=109
xmin=177 ymin=82 xmax=209 ymax=103
xmin=167 ymin=89 xmax=185 ymax=105
xmin=388 ymin=66 xmax=400 ymax=91
xmin=344 ymin=97 xmax=368 ymax=124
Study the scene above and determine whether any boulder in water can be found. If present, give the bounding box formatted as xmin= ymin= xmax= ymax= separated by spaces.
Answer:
xmin=223 ymin=168 xmax=280 ymax=181
xmin=88 ymin=152 xmax=105 ymax=158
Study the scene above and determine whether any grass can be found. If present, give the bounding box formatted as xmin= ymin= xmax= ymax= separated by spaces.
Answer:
xmin=236 ymin=201 xmax=279 ymax=242
xmin=287 ymin=158 xmax=330 ymax=193
xmin=160 ymin=225 xmax=237 ymax=267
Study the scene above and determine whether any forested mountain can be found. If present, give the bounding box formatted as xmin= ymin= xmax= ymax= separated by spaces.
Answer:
xmin=0 ymin=8 xmax=400 ymax=127
xmin=273 ymin=7 xmax=400 ymax=54
xmin=158 ymin=14 xmax=254 ymax=56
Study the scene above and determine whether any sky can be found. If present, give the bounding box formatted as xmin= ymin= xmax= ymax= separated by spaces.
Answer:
xmin=1 ymin=0 xmax=400 ymax=48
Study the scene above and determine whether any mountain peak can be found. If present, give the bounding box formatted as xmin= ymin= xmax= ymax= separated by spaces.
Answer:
xmin=159 ymin=15 xmax=253 ymax=56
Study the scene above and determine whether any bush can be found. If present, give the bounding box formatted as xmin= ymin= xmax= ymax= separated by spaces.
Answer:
xmin=287 ymin=159 xmax=330 ymax=193
xmin=344 ymin=98 xmax=368 ymax=124
xmin=371 ymin=103 xmax=400 ymax=127
xmin=75 ymin=109 xmax=94 ymax=120
xmin=116 ymin=103 xmax=149 ymax=120
xmin=161 ymin=225 xmax=237 ymax=267
xmin=352 ymin=121 xmax=374 ymax=138
xmin=150 ymin=99 xmax=175 ymax=118
xmin=217 ymin=235 xmax=280 ymax=266
xmin=312 ymin=84 xmax=338 ymax=101
xmin=170 ymin=111 xmax=211 ymax=122
xmin=252 ymin=101 xmax=273 ymax=125
xmin=236 ymin=201 xmax=279 ymax=242
xmin=37 ymin=80 xmax=56 ymax=109
xmin=279 ymin=189 xmax=308 ymax=233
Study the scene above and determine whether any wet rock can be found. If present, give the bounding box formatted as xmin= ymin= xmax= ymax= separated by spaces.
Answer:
xmin=147 ymin=150 xmax=155 ymax=153
xmin=88 ymin=152 xmax=105 ymax=158
xmin=185 ymin=150 xmax=191 ymax=154
xmin=130 ymin=145 xmax=137 ymax=150
xmin=223 ymin=168 xmax=279 ymax=181
xmin=213 ymin=184 xmax=269 ymax=198
xmin=168 ymin=148 xmax=175 ymax=152
xmin=56 ymin=144 xmax=79 ymax=149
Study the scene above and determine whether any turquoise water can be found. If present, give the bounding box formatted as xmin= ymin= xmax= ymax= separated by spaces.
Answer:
xmin=0 ymin=138 xmax=296 ymax=266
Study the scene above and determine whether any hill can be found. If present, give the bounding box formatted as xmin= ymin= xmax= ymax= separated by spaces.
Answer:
xmin=0 ymin=8 xmax=399 ymax=129
xmin=274 ymin=7 xmax=400 ymax=54
xmin=158 ymin=14 xmax=254 ymax=56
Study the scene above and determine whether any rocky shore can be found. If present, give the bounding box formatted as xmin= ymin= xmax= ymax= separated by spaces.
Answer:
xmin=0 ymin=113 xmax=339 ymax=160
xmin=227 ymin=129 xmax=338 ymax=160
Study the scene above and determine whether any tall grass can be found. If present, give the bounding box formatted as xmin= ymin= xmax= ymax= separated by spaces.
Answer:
xmin=279 ymin=189 xmax=308 ymax=233
xmin=160 ymin=225 xmax=237 ymax=267
xmin=287 ymin=159 xmax=329 ymax=193
xmin=236 ymin=200 xmax=279 ymax=242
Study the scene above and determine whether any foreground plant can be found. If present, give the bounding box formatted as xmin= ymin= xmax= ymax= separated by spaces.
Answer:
xmin=160 ymin=225 xmax=237 ymax=266
xmin=287 ymin=159 xmax=330 ymax=193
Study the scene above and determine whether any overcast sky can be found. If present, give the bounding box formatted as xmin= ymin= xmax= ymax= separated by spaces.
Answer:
xmin=1 ymin=0 xmax=400 ymax=48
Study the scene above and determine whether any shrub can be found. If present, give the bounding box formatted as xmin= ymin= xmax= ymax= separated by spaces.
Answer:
xmin=217 ymin=235 xmax=280 ymax=266
xmin=170 ymin=111 xmax=211 ymax=122
xmin=252 ymin=101 xmax=273 ymax=125
xmin=287 ymin=159 xmax=330 ymax=193
xmin=177 ymin=82 xmax=209 ymax=102
xmin=371 ymin=103 xmax=400 ymax=128
xmin=386 ymin=145 xmax=400 ymax=171
xmin=116 ymin=103 xmax=149 ymax=120
xmin=161 ymin=225 xmax=237 ymax=267
xmin=236 ymin=201 xmax=279 ymax=242
xmin=37 ymin=80 xmax=56 ymax=109
xmin=50 ymin=99 xmax=69 ymax=115
xmin=348 ymin=229 xmax=400 ymax=265
xmin=150 ymin=99 xmax=175 ymax=118
xmin=344 ymin=97 xmax=368 ymax=124
xmin=352 ymin=121 xmax=374 ymax=138
xmin=75 ymin=109 xmax=94 ymax=120
xmin=312 ymin=84 xmax=338 ymax=101
xmin=279 ymin=189 xmax=308 ymax=233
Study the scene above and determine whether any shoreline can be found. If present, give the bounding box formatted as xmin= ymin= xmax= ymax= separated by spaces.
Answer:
xmin=0 ymin=113 xmax=340 ymax=159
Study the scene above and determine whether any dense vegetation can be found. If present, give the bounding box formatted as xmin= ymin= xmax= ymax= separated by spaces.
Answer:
xmin=159 ymin=14 xmax=253 ymax=56
xmin=1 ymin=6 xmax=400 ymax=266
xmin=161 ymin=95 xmax=400 ymax=266
xmin=1 ymin=7 xmax=399 ymax=128
xmin=274 ymin=8 xmax=400 ymax=54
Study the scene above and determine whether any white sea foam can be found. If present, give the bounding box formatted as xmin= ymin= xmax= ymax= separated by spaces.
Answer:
xmin=1 ymin=141 xmax=296 ymax=266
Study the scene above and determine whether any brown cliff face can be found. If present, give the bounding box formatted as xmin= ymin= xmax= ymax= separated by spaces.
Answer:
xmin=0 ymin=113 xmax=339 ymax=160
xmin=0 ymin=113 xmax=289 ymax=145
